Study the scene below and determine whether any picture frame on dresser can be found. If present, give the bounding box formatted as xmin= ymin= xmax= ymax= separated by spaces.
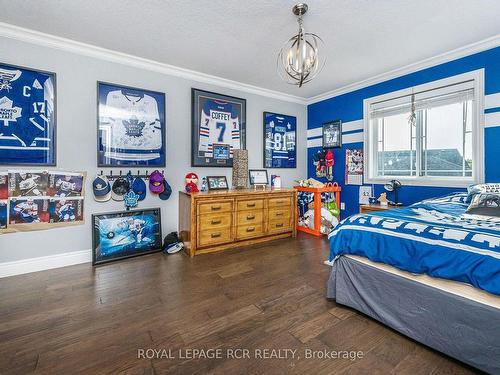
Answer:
xmin=263 ymin=112 xmax=296 ymax=168
xmin=206 ymin=176 xmax=229 ymax=191
xmin=249 ymin=169 xmax=268 ymax=185
xmin=92 ymin=208 xmax=162 ymax=265
xmin=0 ymin=62 xmax=57 ymax=166
xmin=97 ymin=82 xmax=166 ymax=167
xmin=191 ymin=88 xmax=246 ymax=167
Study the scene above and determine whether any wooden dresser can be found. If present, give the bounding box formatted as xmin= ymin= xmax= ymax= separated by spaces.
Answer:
xmin=179 ymin=188 xmax=297 ymax=257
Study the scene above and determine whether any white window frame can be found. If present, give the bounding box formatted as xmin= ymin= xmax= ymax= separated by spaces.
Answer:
xmin=363 ymin=69 xmax=484 ymax=188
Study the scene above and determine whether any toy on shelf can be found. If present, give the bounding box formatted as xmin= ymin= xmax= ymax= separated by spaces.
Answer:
xmin=295 ymin=182 xmax=341 ymax=236
xmin=200 ymin=177 xmax=208 ymax=192
xmin=185 ymin=172 xmax=199 ymax=193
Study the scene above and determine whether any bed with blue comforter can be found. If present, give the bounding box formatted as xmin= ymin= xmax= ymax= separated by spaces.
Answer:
xmin=328 ymin=193 xmax=500 ymax=295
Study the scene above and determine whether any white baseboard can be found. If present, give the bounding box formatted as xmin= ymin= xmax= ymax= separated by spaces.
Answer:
xmin=0 ymin=249 xmax=92 ymax=278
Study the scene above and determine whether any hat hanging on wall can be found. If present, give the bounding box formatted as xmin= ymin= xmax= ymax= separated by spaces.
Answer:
xmin=132 ymin=177 xmax=147 ymax=201
xmin=159 ymin=178 xmax=172 ymax=200
xmin=92 ymin=175 xmax=111 ymax=202
xmin=149 ymin=170 xmax=164 ymax=194
xmin=111 ymin=176 xmax=130 ymax=201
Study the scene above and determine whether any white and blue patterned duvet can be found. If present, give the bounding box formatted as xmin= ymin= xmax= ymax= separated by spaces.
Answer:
xmin=328 ymin=193 xmax=500 ymax=295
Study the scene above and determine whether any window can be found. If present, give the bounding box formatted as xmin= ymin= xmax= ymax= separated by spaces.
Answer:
xmin=364 ymin=70 xmax=484 ymax=187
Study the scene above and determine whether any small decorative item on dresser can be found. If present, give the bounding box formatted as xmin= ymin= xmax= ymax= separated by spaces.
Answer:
xmin=206 ymin=176 xmax=229 ymax=191
xmin=249 ymin=170 xmax=268 ymax=186
xmin=185 ymin=172 xmax=199 ymax=193
xmin=271 ymin=175 xmax=282 ymax=188
xmin=232 ymin=149 xmax=248 ymax=188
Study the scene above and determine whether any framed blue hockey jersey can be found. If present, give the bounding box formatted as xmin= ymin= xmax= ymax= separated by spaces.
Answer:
xmin=0 ymin=62 xmax=56 ymax=165
xmin=97 ymin=82 xmax=166 ymax=167
xmin=263 ymin=112 xmax=296 ymax=168
xmin=191 ymin=88 xmax=246 ymax=167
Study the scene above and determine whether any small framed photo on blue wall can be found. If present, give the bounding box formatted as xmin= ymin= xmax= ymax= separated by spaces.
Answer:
xmin=322 ymin=120 xmax=342 ymax=149
xmin=0 ymin=62 xmax=56 ymax=166
xmin=263 ymin=112 xmax=296 ymax=168
xmin=97 ymin=82 xmax=166 ymax=167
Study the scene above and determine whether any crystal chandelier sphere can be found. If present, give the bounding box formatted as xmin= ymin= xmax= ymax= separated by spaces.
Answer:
xmin=277 ymin=3 xmax=326 ymax=87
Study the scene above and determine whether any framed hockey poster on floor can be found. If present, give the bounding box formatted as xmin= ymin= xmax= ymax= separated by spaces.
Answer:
xmin=92 ymin=208 xmax=162 ymax=265
xmin=0 ymin=62 xmax=56 ymax=166
xmin=263 ymin=112 xmax=296 ymax=168
xmin=191 ymin=88 xmax=246 ymax=167
xmin=97 ymin=82 xmax=166 ymax=167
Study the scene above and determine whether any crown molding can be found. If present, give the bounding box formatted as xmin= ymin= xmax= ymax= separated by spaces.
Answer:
xmin=306 ymin=34 xmax=500 ymax=105
xmin=0 ymin=22 xmax=307 ymax=105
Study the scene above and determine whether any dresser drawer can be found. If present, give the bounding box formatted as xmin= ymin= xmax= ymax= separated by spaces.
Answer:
xmin=237 ymin=210 xmax=263 ymax=226
xmin=198 ymin=213 xmax=232 ymax=231
xmin=236 ymin=224 xmax=264 ymax=239
xmin=198 ymin=200 xmax=233 ymax=215
xmin=198 ymin=228 xmax=232 ymax=247
xmin=268 ymin=208 xmax=291 ymax=221
xmin=236 ymin=199 xmax=264 ymax=211
xmin=268 ymin=196 xmax=293 ymax=208
xmin=268 ymin=219 xmax=293 ymax=233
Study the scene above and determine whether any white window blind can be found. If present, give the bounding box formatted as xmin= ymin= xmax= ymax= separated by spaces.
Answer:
xmin=363 ymin=71 xmax=484 ymax=187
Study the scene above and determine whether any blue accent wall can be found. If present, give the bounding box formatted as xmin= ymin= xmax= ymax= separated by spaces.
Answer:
xmin=307 ymin=46 xmax=500 ymax=218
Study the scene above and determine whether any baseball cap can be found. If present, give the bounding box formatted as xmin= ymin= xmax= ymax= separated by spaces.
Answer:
xmin=111 ymin=177 xmax=130 ymax=201
xmin=132 ymin=177 xmax=147 ymax=201
xmin=185 ymin=172 xmax=198 ymax=180
xmin=92 ymin=175 xmax=111 ymax=202
xmin=149 ymin=170 xmax=164 ymax=194
xmin=159 ymin=178 xmax=172 ymax=200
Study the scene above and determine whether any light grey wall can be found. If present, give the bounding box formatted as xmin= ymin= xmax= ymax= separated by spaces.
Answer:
xmin=0 ymin=37 xmax=307 ymax=263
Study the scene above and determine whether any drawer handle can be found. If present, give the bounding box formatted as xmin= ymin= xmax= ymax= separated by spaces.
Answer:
xmin=211 ymin=233 xmax=221 ymax=238
xmin=211 ymin=220 xmax=222 ymax=225
xmin=211 ymin=205 xmax=222 ymax=211
xmin=276 ymin=200 xmax=285 ymax=204
xmin=276 ymin=212 xmax=284 ymax=217
xmin=276 ymin=223 xmax=284 ymax=228
xmin=246 ymin=215 xmax=255 ymax=220
xmin=246 ymin=203 xmax=256 ymax=207
xmin=246 ymin=227 xmax=255 ymax=232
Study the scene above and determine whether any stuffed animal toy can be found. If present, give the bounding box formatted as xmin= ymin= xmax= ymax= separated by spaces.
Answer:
xmin=378 ymin=192 xmax=389 ymax=206
xmin=185 ymin=172 xmax=199 ymax=193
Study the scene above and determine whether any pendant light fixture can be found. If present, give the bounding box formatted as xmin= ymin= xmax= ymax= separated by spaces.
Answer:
xmin=277 ymin=3 xmax=326 ymax=87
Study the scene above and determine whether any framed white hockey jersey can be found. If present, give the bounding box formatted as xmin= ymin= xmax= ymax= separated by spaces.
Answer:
xmin=191 ymin=88 xmax=246 ymax=167
xmin=97 ymin=82 xmax=166 ymax=167
xmin=0 ymin=62 xmax=56 ymax=165
xmin=263 ymin=112 xmax=296 ymax=168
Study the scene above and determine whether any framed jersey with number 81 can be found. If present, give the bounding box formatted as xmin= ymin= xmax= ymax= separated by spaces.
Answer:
xmin=263 ymin=112 xmax=296 ymax=168
xmin=191 ymin=88 xmax=246 ymax=167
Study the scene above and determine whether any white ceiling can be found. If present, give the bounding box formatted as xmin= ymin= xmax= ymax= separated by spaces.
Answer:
xmin=1 ymin=0 xmax=499 ymax=99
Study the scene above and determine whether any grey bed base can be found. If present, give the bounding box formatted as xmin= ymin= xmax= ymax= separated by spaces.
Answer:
xmin=327 ymin=256 xmax=500 ymax=374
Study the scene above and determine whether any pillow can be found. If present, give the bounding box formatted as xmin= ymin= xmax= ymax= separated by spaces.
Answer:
xmin=466 ymin=183 xmax=500 ymax=203
xmin=466 ymin=193 xmax=500 ymax=217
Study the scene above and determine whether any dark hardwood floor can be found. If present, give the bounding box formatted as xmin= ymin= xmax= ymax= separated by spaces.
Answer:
xmin=0 ymin=234 xmax=479 ymax=374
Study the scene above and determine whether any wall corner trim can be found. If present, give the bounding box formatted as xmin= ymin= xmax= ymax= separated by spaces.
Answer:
xmin=0 ymin=249 xmax=92 ymax=278
xmin=0 ymin=22 xmax=307 ymax=105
